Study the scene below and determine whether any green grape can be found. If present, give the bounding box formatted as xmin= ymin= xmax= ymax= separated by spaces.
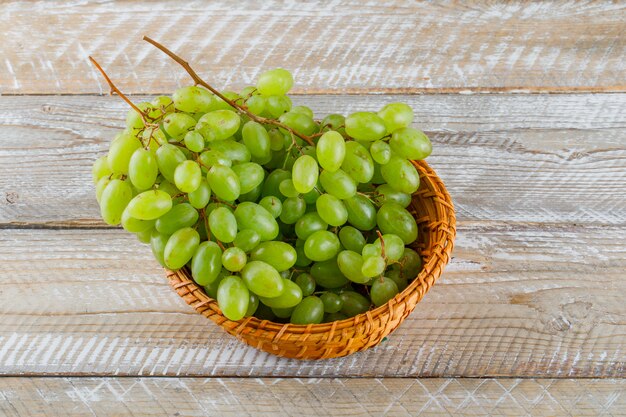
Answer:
xmin=302 ymin=184 xmax=323 ymax=205
xmin=374 ymin=184 xmax=411 ymax=208
xmin=321 ymin=292 xmax=343 ymax=313
xmin=217 ymin=275 xmax=249 ymax=321
xmin=208 ymin=140 xmax=250 ymax=163
xmin=279 ymin=179 xmax=299 ymax=198
xmin=121 ymin=208 xmax=155 ymax=233
xmin=156 ymin=180 xmax=180 ymax=199
xmin=222 ymin=247 xmax=247 ymax=272
xmin=207 ymin=165 xmax=240 ymax=201
xmin=278 ymin=112 xmax=317 ymax=136
xmin=238 ymin=182 xmax=263 ymax=202
xmin=258 ymin=196 xmax=282 ymax=218
xmin=324 ymin=312 xmax=348 ymax=322
xmin=370 ymin=140 xmax=391 ymax=164
xmin=370 ymin=162 xmax=386 ymax=185
xmin=378 ymin=103 xmax=414 ymax=134
xmin=250 ymin=241 xmax=297 ymax=272
xmin=191 ymin=241 xmax=223 ymax=285
xmin=174 ymin=160 xmax=202 ymax=193
xmin=338 ymin=226 xmax=366 ymax=253
xmin=268 ymin=128 xmax=285 ymax=151
xmin=107 ymin=133 xmax=142 ymax=174
xmin=373 ymin=233 xmax=405 ymax=262
xmin=95 ymin=176 xmax=113 ymax=203
xmin=361 ymin=243 xmax=381 ymax=258
xmin=304 ymin=230 xmax=341 ymax=262
xmin=341 ymin=141 xmax=374 ymax=183
xmin=291 ymin=296 xmax=324 ymax=325
xmin=295 ymin=212 xmax=328 ymax=240
xmin=242 ymin=121 xmax=271 ymax=160
xmin=256 ymin=68 xmax=293 ymax=96
xmin=173 ymin=86 xmax=216 ymax=113
xmin=339 ymin=291 xmax=371 ymax=316
xmin=155 ymin=203 xmax=198 ymax=235
xmin=344 ymin=112 xmax=387 ymax=141
xmin=291 ymin=106 xmax=314 ymax=118
xmin=126 ymin=102 xmax=153 ymax=130
xmin=398 ymin=248 xmax=422 ymax=277
xmin=136 ymin=228 xmax=153 ymax=244
xmin=92 ymin=155 xmax=111 ymax=183
xmin=311 ymin=258 xmax=349 ymax=288
xmin=126 ymin=190 xmax=173 ymax=220
xmin=245 ymin=293 xmax=260 ymax=317
xmin=316 ymin=131 xmax=346 ymax=172
xmin=234 ymin=202 xmax=279 ymax=241
xmin=319 ymin=169 xmax=356 ymax=200
xmin=164 ymin=227 xmax=200 ymax=270
xmin=233 ymin=229 xmax=261 ymax=252
xmin=209 ymin=206 xmax=237 ymax=243
xmin=381 ymin=156 xmax=420 ymax=194
xmin=320 ymin=114 xmax=346 ymax=137
xmin=290 ymin=155 xmax=318 ymax=194
xmin=386 ymin=266 xmax=408 ymax=292
xmin=199 ymin=149 xmax=232 ymax=169
xmin=295 ymin=273 xmax=316 ymax=297
xmin=184 ymin=131 xmax=205 ymax=153
xmin=204 ymin=269 xmax=229 ymax=299
xmin=370 ymin=277 xmax=399 ymax=307
xmin=315 ymin=194 xmax=348 ymax=227
xmin=150 ymin=231 xmax=169 ymax=267
xmin=265 ymin=95 xmax=291 ymax=118
xmin=241 ymin=261 xmax=284 ymax=298
xmin=143 ymin=127 xmax=167 ymax=148
xmin=151 ymin=95 xmax=174 ymax=115
xmin=377 ymin=202 xmax=418 ymax=244
xmin=294 ymin=242 xmax=312 ymax=267
xmin=188 ymin=179 xmax=211 ymax=209
xmin=196 ymin=110 xmax=241 ymax=141
xmin=156 ymin=144 xmax=187 ymax=183
xmin=163 ymin=113 xmax=196 ymax=138
xmin=343 ymin=194 xmax=377 ymax=230
xmin=128 ymin=148 xmax=158 ymax=191
xmin=262 ymin=169 xmax=291 ymax=197
xmin=258 ymin=279 xmax=302 ymax=309
xmin=271 ymin=306 xmax=294 ymax=319
xmin=100 ymin=179 xmax=133 ymax=225
xmin=337 ymin=250 xmax=370 ymax=283
xmin=390 ymin=127 xmax=432 ymax=160
xmin=361 ymin=256 xmax=386 ymax=278
xmin=245 ymin=95 xmax=266 ymax=115
xmin=231 ymin=162 xmax=265 ymax=194
xmin=279 ymin=197 xmax=306 ymax=224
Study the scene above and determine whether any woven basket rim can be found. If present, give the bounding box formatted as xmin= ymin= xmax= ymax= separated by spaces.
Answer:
xmin=166 ymin=159 xmax=455 ymax=335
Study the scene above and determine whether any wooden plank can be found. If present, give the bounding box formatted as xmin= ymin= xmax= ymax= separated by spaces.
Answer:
xmin=0 ymin=377 xmax=624 ymax=417
xmin=0 ymin=226 xmax=623 ymax=377
xmin=1 ymin=94 xmax=625 ymax=226
xmin=1 ymin=1 xmax=625 ymax=94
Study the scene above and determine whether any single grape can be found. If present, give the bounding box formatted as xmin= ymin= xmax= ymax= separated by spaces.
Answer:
xmin=107 ymin=133 xmax=142 ymax=174
xmin=381 ymin=156 xmax=420 ymax=194
xmin=345 ymin=112 xmax=387 ymax=141
xmin=370 ymin=140 xmax=391 ymax=165
xmin=320 ymin=114 xmax=346 ymax=137
xmin=217 ymin=275 xmax=249 ymax=321
xmin=304 ymin=230 xmax=341 ymax=262
xmin=268 ymin=128 xmax=285 ymax=151
xmin=386 ymin=266 xmax=409 ymax=292
xmin=370 ymin=277 xmax=399 ymax=307
xmin=207 ymin=165 xmax=240 ymax=201
xmin=222 ymin=247 xmax=247 ymax=272
xmin=324 ymin=312 xmax=348 ymax=322
xmin=196 ymin=110 xmax=241 ymax=141
xmin=164 ymin=227 xmax=200 ymax=270
xmin=291 ymin=155 xmax=319 ymax=194
xmin=256 ymin=68 xmax=293 ymax=96
xmin=245 ymin=95 xmax=266 ymax=115
xmin=291 ymin=296 xmax=324 ymax=325
xmin=151 ymin=95 xmax=174 ymax=116
xmin=339 ymin=291 xmax=371 ymax=316
xmin=241 ymin=261 xmax=284 ymax=298
xmin=188 ymin=179 xmax=211 ymax=209
xmin=294 ymin=242 xmax=313 ymax=267
xmin=231 ymin=162 xmax=265 ymax=194
xmin=377 ymin=202 xmax=418 ymax=244
xmin=203 ymin=268 xmax=228 ymax=299
xmin=337 ymin=250 xmax=370 ymax=284
xmin=343 ymin=194 xmax=377 ymax=230
xmin=341 ymin=141 xmax=374 ymax=183
xmin=390 ymin=127 xmax=432 ymax=160
xmin=128 ymin=148 xmax=158 ymax=191
xmin=374 ymin=184 xmax=411 ymax=208
xmin=100 ymin=180 xmax=134 ymax=225
xmin=156 ymin=144 xmax=187 ymax=183
xmin=126 ymin=190 xmax=173 ymax=220
xmin=315 ymin=194 xmax=348 ymax=227
xmin=291 ymin=105 xmax=314 ymax=118
xmin=155 ymin=203 xmax=199 ymax=235
xmin=242 ymin=121 xmax=271 ymax=160
xmin=279 ymin=179 xmax=300 ymax=198
xmin=121 ymin=207 xmax=155 ymax=233
xmin=265 ymin=95 xmax=292 ymax=118
xmin=319 ymin=169 xmax=356 ymax=200
xmin=279 ymin=197 xmax=306 ymax=224
xmin=208 ymin=140 xmax=251 ymax=163
xmin=361 ymin=255 xmax=386 ymax=278
xmin=258 ymin=196 xmax=282 ymax=218
xmin=245 ymin=293 xmax=260 ymax=317
xmin=163 ymin=113 xmax=196 ymax=138
xmin=361 ymin=243 xmax=382 ymax=258
xmin=279 ymin=111 xmax=317 ymax=136
xmin=234 ymin=202 xmax=279 ymax=241
xmin=150 ymin=231 xmax=169 ymax=267
xmin=233 ymin=229 xmax=261 ymax=253
xmin=295 ymin=212 xmax=328 ymax=240
xmin=310 ymin=258 xmax=349 ymax=288
xmin=184 ymin=131 xmax=205 ymax=153
xmin=372 ymin=233 xmax=405 ymax=262
xmin=338 ymin=226 xmax=366 ymax=253
xmin=321 ymin=292 xmax=343 ymax=313
xmin=398 ymin=248 xmax=422 ymax=277
xmin=295 ymin=273 xmax=316 ymax=297
xmin=136 ymin=228 xmax=153 ymax=244
xmin=174 ymin=160 xmax=202 ymax=193
xmin=209 ymin=206 xmax=237 ymax=243
xmin=262 ymin=169 xmax=291 ymax=198
xmin=378 ymin=103 xmax=414 ymax=134
xmin=191 ymin=241 xmax=223 ymax=285
xmin=173 ymin=86 xmax=216 ymax=113
xmin=125 ymin=102 xmax=153 ymax=130
xmin=92 ymin=155 xmax=111 ymax=183
xmin=271 ymin=306 xmax=294 ymax=319
xmin=250 ymin=241 xmax=297 ymax=272
xmin=258 ymin=279 xmax=303 ymax=309
xmin=95 ymin=176 xmax=112 ymax=203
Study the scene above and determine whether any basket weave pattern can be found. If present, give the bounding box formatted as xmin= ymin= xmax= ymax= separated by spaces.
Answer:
xmin=166 ymin=160 xmax=455 ymax=360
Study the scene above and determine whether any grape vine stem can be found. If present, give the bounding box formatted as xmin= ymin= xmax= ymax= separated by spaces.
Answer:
xmin=142 ymin=36 xmax=316 ymax=146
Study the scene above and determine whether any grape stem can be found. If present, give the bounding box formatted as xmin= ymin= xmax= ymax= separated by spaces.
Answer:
xmin=376 ymin=230 xmax=386 ymax=259
xmin=142 ymin=36 xmax=316 ymax=146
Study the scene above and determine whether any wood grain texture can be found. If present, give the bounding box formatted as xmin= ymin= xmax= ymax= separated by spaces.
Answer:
xmin=0 ymin=226 xmax=623 ymax=377
xmin=1 ymin=94 xmax=625 ymax=226
xmin=0 ymin=377 xmax=624 ymax=417
xmin=1 ymin=0 xmax=625 ymax=94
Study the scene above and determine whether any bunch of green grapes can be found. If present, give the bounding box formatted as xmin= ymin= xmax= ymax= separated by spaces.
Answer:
xmin=93 ymin=67 xmax=432 ymax=325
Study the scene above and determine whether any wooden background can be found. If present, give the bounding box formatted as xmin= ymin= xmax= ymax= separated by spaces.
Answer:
xmin=1 ymin=1 xmax=625 ymax=415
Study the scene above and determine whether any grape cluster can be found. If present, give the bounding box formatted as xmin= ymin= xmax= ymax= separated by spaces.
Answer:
xmin=93 ymin=68 xmax=432 ymax=325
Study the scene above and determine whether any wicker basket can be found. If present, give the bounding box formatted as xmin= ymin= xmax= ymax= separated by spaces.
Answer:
xmin=166 ymin=160 xmax=455 ymax=360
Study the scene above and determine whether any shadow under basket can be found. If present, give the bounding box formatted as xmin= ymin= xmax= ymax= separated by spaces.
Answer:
xmin=166 ymin=160 xmax=456 ymax=360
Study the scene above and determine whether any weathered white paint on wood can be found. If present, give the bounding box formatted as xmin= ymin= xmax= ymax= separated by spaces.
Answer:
xmin=0 ymin=226 xmax=623 ymax=377
xmin=0 ymin=377 xmax=624 ymax=417
xmin=1 ymin=94 xmax=625 ymax=226
xmin=1 ymin=1 xmax=625 ymax=94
